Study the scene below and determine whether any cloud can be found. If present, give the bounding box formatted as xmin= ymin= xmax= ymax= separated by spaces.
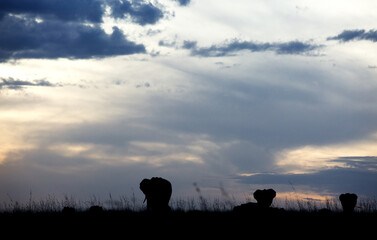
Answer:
xmin=159 ymin=39 xmax=177 ymax=48
xmin=2 ymin=54 xmax=377 ymax=200
xmin=108 ymin=0 xmax=164 ymax=25
xmin=0 ymin=0 xmax=175 ymax=61
xmin=0 ymin=77 xmax=57 ymax=90
xmin=236 ymin=158 xmax=377 ymax=197
xmin=275 ymin=41 xmax=321 ymax=54
xmin=327 ymin=29 xmax=377 ymax=42
xmin=0 ymin=143 xmax=209 ymax=202
xmin=0 ymin=15 xmax=145 ymax=62
xmin=0 ymin=0 xmax=166 ymax=25
xmin=172 ymin=0 xmax=191 ymax=6
xmin=136 ymin=82 xmax=151 ymax=88
xmin=332 ymin=156 xmax=377 ymax=171
xmin=181 ymin=39 xmax=322 ymax=57
xmin=0 ymin=0 xmax=104 ymax=23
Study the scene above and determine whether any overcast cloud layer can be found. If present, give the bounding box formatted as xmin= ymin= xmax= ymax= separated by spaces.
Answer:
xmin=0 ymin=0 xmax=377 ymax=205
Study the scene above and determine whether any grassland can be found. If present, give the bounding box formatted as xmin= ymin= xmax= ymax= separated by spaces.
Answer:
xmin=1 ymin=191 xmax=376 ymax=213
xmin=0 ymin=193 xmax=375 ymax=238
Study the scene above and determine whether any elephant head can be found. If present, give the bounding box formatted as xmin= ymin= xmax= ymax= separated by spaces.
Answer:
xmin=140 ymin=177 xmax=172 ymax=212
xmin=253 ymin=189 xmax=276 ymax=208
xmin=339 ymin=193 xmax=357 ymax=213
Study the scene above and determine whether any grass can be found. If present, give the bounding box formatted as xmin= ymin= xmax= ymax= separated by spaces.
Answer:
xmin=1 ymin=191 xmax=376 ymax=213
xmin=1 ymin=192 xmax=143 ymax=213
xmin=0 ymin=193 xmax=376 ymax=238
xmin=0 ymin=194 xmax=236 ymax=213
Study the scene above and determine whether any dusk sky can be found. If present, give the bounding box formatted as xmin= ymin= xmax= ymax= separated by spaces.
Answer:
xmin=1 ymin=0 xmax=377 ymax=205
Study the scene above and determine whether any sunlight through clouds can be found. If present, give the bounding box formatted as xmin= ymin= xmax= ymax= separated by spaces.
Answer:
xmin=45 ymin=135 xmax=223 ymax=168
xmin=0 ymin=123 xmax=36 ymax=164
xmin=275 ymin=133 xmax=377 ymax=173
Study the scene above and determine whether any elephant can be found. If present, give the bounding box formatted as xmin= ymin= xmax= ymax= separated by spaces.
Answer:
xmin=253 ymin=189 xmax=276 ymax=208
xmin=339 ymin=193 xmax=357 ymax=213
xmin=62 ymin=206 xmax=76 ymax=214
xmin=88 ymin=205 xmax=103 ymax=213
xmin=233 ymin=188 xmax=278 ymax=213
xmin=140 ymin=177 xmax=172 ymax=212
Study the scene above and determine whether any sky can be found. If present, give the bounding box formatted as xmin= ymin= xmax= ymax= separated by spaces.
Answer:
xmin=0 ymin=0 xmax=377 ymax=206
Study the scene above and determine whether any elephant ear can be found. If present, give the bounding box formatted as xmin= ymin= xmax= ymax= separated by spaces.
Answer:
xmin=140 ymin=179 xmax=151 ymax=203
xmin=253 ymin=189 xmax=262 ymax=201
xmin=140 ymin=179 xmax=150 ymax=194
xmin=267 ymin=189 xmax=276 ymax=199
xmin=339 ymin=194 xmax=345 ymax=202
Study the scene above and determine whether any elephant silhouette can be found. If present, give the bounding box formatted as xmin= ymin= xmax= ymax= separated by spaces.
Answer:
xmin=233 ymin=188 xmax=277 ymax=213
xmin=62 ymin=206 xmax=76 ymax=214
xmin=253 ymin=189 xmax=276 ymax=208
xmin=88 ymin=205 xmax=103 ymax=213
xmin=339 ymin=193 xmax=357 ymax=213
xmin=140 ymin=177 xmax=172 ymax=212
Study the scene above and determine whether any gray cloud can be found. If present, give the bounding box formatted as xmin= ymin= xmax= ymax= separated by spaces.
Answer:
xmin=0 ymin=77 xmax=57 ymax=90
xmin=108 ymin=0 xmax=164 ymax=26
xmin=0 ymin=144 xmax=209 ymax=203
xmin=159 ymin=39 xmax=177 ymax=48
xmin=328 ymin=29 xmax=377 ymax=42
xmin=236 ymin=157 xmax=377 ymax=196
xmin=136 ymin=82 xmax=151 ymax=88
xmin=0 ymin=0 xmax=104 ymax=23
xmin=143 ymin=77 xmax=377 ymax=149
xmin=332 ymin=156 xmax=377 ymax=170
xmin=0 ymin=0 xmax=177 ymax=62
xmin=0 ymin=15 xmax=145 ymax=62
xmin=172 ymin=0 xmax=191 ymax=6
xmin=0 ymin=0 xmax=166 ymax=25
xmin=2 ymin=59 xmax=377 ymax=201
xmin=182 ymin=39 xmax=322 ymax=57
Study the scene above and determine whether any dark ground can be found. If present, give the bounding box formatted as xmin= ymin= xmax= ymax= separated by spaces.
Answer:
xmin=1 ymin=209 xmax=376 ymax=238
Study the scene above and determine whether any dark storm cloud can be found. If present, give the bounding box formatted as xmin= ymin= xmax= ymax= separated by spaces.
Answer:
xmin=0 ymin=0 xmax=175 ymax=62
xmin=182 ymin=39 xmax=322 ymax=57
xmin=0 ymin=15 xmax=145 ymax=62
xmin=0 ymin=0 xmax=104 ymax=23
xmin=0 ymin=77 xmax=57 ymax=90
xmin=108 ymin=0 xmax=164 ymax=25
xmin=0 ymin=0 xmax=166 ymax=25
xmin=236 ymin=157 xmax=377 ymax=196
xmin=328 ymin=29 xmax=377 ymax=42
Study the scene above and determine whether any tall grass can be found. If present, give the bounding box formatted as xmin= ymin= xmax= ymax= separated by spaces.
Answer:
xmin=273 ymin=196 xmax=377 ymax=213
xmin=0 ymin=192 xmax=143 ymax=213
xmin=1 ymin=191 xmax=376 ymax=213
xmin=0 ymin=192 xmax=239 ymax=213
